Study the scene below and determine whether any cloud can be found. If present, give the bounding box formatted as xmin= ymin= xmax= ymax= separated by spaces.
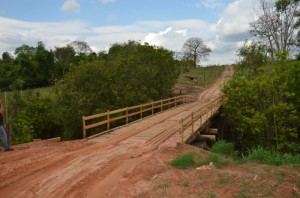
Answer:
xmin=100 ymin=0 xmax=116 ymax=4
xmin=60 ymin=0 xmax=81 ymax=13
xmin=0 ymin=0 xmax=255 ymax=65
xmin=143 ymin=27 xmax=187 ymax=50
xmin=197 ymin=0 xmax=224 ymax=9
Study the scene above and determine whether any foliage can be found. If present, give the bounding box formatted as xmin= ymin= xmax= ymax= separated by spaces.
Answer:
xmin=55 ymin=41 xmax=181 ymax=139
xmin=210 ymin=140 xmax=237 ymax=158
xmin=242 ymin=147 xmax=300 ymax=166
xmin=0 ymin=41 xmax=95 ymax=91
xmin=169 ymin=152 xmax=200 ymax=169
xmin=222 ymin=59 xmax=299 ymax=152
xmin=237 ymin=41 xmax=268 ymax=79
xmin=169 ymin=151 xmax=230 ymax=169
xmin=250 ymin=0 xmax=299 ymax=58
xmin=8 ymin=90 xmax=62 ymax=144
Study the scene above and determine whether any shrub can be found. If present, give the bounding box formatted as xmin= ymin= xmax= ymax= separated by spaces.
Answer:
xmin=210 ymin=140 xmax=236 ymax=157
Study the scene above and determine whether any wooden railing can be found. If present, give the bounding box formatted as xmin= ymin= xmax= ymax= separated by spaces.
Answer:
xmin=82 ymin=95 xmax=192 ymax=138
xmin=179 ymin=96 xmax=223 ymax=143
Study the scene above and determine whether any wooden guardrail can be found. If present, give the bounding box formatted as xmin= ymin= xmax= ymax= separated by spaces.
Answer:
xmin=179 ymin=96 xmax=223 ymax=143
xmin=82 ymin=95 xmax=192 ymax=138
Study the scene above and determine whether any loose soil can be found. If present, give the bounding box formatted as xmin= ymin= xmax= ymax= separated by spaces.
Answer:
xmin=0 ymin=66 xmax=299 ymax=198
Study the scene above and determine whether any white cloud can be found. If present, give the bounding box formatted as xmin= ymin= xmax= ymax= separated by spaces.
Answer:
xmin=60 ymin=0 xmax=81 ymax=13
xmin=143 ymin=27 xmax=187 ymax=50
xmin=197 ymin=0 xmax=224 ymax=9
xmin=100 ymin=0 xmax=116 ymax=4
xmin=0 ymin=0 xmax=256 ymax=65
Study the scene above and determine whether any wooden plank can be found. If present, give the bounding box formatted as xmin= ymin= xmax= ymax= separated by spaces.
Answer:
xmin=110 ymin=114 xmax=128 ymax=122
xmin=85 ymin=120 xmax=108 ymax=130
xmin=83 ymin=112 xmax=107 ymax=120
xmin=109 ymin=107 xmax=128 ymax=115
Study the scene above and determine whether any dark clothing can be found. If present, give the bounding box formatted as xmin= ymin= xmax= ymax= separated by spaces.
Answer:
xmin=0 ymin=113 xmax=3 ymax=126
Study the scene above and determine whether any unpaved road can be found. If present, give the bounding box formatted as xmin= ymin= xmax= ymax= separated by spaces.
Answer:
xmin=0 ymin=66 xmax=233 ymax=198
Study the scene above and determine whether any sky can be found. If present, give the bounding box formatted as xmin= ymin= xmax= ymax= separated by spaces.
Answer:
xmin=0 ymin=0 xmax=257 ymax=65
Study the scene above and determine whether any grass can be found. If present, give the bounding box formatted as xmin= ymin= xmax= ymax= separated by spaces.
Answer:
xmin=169 ymin=151 xmax=231 ymax=169
xmin=210 ymin=140 xmax=237 ymax=158
xmin=177 ymin=65 xmax=224 ymax=87
xmin=242 ymin=147 xmax=300 ymax=166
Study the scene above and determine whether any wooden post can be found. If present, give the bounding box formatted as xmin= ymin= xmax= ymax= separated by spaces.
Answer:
xmin=181 ymin=118 xmax=184 ymax=143
xmin=107 ymin=110 xmax=110 ymax=130
xmin=192 ymin=112 xmax=194 ymax=134
xmin=82 ymin=116 xmax=86 ymax=139
xmin=168 ymin=98 xmax=170 ymax=109
xmin=126 ymin=107 xmax=129 ymax=124
xmin=140 ymin=105 xmax=143 ymax=118
xmin=152 ymin=102 xmax=154 ymax=115
xmin=160 ymin=100 xmax=163 ymax=112
xmin=175 ymin=97 xmax=177 ymax=107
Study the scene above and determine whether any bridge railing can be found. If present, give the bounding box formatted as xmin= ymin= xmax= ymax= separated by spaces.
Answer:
xmin=179 ymin=96 xmax=223 ymax=143
xmin=82 ymin=95 xmax=193 ymax=138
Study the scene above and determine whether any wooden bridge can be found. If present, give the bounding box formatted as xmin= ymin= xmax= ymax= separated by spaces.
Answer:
xmin=0 ymin=66 xmax=233 ymax=198
xmin=83 ymin=66 xmax=233 ymax=150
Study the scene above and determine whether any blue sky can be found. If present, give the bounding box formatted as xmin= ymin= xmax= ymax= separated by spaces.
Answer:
xmin=0 ymin=0 xmax=255 ymax=65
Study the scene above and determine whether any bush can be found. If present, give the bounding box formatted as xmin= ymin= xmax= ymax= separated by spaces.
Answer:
xmin=243 ymin=147 xmax=300 ymax=166
xmin=210 ymin=140 xmax=236 ymax=157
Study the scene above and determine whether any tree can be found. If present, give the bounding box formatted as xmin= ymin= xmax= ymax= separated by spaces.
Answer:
xmin=181 ymin=37 xmax=211 ymax=68
xmin=237 ymin=40 xmax=268 ymax=79
xmin=54 ymin=46 xmax=76 ymax=76
xmin=55 ymin=41 xmax=181 ymax=139
xmin=250 ymin=0 xmax=299 ymax=59
xmin=67 ymin=41 xmax=92 ymax=55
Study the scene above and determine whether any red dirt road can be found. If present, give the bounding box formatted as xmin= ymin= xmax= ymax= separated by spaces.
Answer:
xmin=0 ymin=66 xmax=234 ymax=198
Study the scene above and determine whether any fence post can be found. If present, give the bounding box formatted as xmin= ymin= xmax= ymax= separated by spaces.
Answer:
xmin=107 ymin=110 xmax=110 ymax=130
xmin=126 ymin=107 xmax=129 ymax=124
xmin=82 ymin=116 xmax=86 ymax=139
xmin=181 ymin=118 xmax=184 ymax=143
xmin=175 ymin=97 xmax=177 ymax=107
xmin=160 ymin=100 xmax=163 ymax=112
xmin=140 ymin=105 xmax=143 ymax=118
xmin=192 ymin=112 xmax=194 ymax=134
xmin=152 ymin=102 xmax=154 ymax=115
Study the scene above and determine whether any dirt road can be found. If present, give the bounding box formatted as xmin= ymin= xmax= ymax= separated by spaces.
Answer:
xmin=0 ymin=66 xmax=233 ymax=198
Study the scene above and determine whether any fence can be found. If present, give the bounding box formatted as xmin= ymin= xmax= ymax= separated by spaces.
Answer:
xmin=179 ymin=96 xmax=223 ymax=143
xmin=82 ymin=95 xmax=192 ymax=138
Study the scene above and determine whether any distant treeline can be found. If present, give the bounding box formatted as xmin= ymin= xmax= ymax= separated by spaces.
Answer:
xmin=0 ymin=41 xmax=111 ymax=91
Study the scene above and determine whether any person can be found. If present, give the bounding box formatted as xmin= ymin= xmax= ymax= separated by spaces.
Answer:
xmin=0 ymin=101 xmax=13 ymax=152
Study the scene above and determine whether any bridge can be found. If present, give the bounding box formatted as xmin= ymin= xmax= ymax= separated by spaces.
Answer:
xmin=0 ymin=66 xmax=233 ymax=198
xmin=84 ymin=65 xmax=232 ymax=152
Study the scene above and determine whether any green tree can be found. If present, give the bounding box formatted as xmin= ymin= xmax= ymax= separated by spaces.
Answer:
xmin=54 ymin=46 xmax=76 ymax=77
xmin=55 ymin=41 xmax=181 ymax=139
xmin=222 ymin=63 xmax=299 ymax=152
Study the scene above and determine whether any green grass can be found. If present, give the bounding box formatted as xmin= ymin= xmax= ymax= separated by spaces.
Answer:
xmin=210 ymin=140 xmax=236 ymax=158
xmin=177 ymin=65 xmax=224 ymax=87
xmin=242 ymin=147 xmax=300 ymax=166
xmin=169 ymin=151 xmax=231 ymax=169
